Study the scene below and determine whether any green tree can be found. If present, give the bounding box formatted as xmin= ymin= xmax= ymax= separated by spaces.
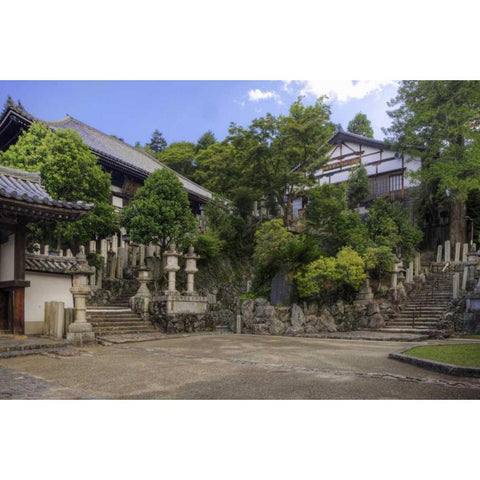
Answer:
xmin=157 ymin=142 xmax=196 ymax=178
xmin=120 ymin=168 xmax=196 ymax=250
xmin=346 ymin=164 xmax=370 ymax=209
xmin=347 ymin=112 xmax=374 ymax=138
xmin=366 ymin=197 xmax=423 ymax=262
xmin=196 ymin=130 xmax=216 ymax=152
xmin=0 ymin=122 xmax=116 ymax=251
xmin=147 ymin=129 xmax=167 ymax=153
xmin=385 ymin=80 xmax=480 ymax=244
xmin=228 ymin=96 xmax=334 ymax=225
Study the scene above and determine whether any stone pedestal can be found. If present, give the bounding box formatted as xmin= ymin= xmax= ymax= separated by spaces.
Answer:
xmin=355 ymin=277 xmax=374 ymax=306
xmin=67 ymin=248 xmax=95 ymax=343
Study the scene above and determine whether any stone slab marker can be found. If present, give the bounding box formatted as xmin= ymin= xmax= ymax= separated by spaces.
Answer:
xmin=452 ymin=273 xmax=459 ymax=300
xmin=139 ymin=244 xmax=146 ymax=267
xmin=236 ymin=315 xmax=242 ymax=334
xmin=89 ymin=240 xmax=96 ymax=254
xmin=414 ymin=252 xmax=421 ymax=277
xmin=444 ymin=240 xmax=451 ymax=263
xmin=436 ymin=244 xmax=443 ymax=263
xmin=462 ymin=267 xmax=468 ymax=291
xmin=100 ymin=239 xmax=108 ymax=268
xmin=116 ymin=252 xmax=124 ymax=279
xmin=44 ymin=244 xmax=50 ymax=256
xmin=406 ymin=262 xmax=414 ymax=283
xmin=112 ymin=233 xmax=118 ymax=254
xmin=454 ymin=242 xmax=461 ymax=263
xmin=44 ymin=301 xmax=65 ymax=339
xmin=463 ymin=243 xmax=469 ymax=263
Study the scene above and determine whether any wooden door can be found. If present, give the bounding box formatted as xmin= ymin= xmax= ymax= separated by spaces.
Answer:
xmin=0 ymin=290 xmax=10 ymax=332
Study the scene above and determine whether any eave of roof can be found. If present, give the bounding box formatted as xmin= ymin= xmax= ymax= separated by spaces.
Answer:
xmin=328 ymin=127 xmax=391 ymax=150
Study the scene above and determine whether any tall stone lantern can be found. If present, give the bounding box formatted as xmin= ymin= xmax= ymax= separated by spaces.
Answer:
xmin=67 ymin=247 xmax=95 ymax=343
xmin=184 ymin=245 xmax=199 ymax=295
xmin=164 ymin=241 xmax=181 ymax=295
xmin=133 ymin=265 xmax=153 ymax=320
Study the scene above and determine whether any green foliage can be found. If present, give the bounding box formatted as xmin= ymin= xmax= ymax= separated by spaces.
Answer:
xmin=157 ymin=142 xmax=196 ymax=177
xmin=366 ymin=197 xmax=422 ymax=262
xmin=295 ymin=247 xmax=366 ymax=298
xmin=147 ymin=129 xmax=167 ymax=153
xmin=304 ymin=184 xmax=370 ymax=255
xmin=121 ymin=168 xmax=196 ymax=249
xmin=196 ymin=130 xmax=216 ymax=152
xmin=385 ymin=80 xmax=480 ymax=243
xmin=227 ymin=97 xmax=334 ymax=223
xmin=252 ymin=219 xmax=294 ymax=272
xmin=0 ymin=122 xmax=116 ymax=251
xmin=192 ymin=232 xmax=225 ymax=259
xmin=347 ymin=112 xmax=374 ymax=138
xmin=363 ymin=246 xmax=394 ymax=279
xmin=346 ymin=164 xmax=370 ymax=209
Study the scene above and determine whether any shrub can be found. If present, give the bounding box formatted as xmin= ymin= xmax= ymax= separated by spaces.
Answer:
xmin=192 ymin=233 xmax=225 ymax=260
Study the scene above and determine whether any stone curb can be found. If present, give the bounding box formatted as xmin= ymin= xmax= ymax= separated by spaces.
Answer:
xmin=389 ymin=345 xmax=480 ymax=378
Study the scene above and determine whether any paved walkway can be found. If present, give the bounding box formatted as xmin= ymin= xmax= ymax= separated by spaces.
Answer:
xmin=1 ymin=334 xmax=480 ymax=399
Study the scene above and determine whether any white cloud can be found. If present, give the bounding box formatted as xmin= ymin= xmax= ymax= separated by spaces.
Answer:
xmin=248 ymin=88 xmax=281 ymax=103
xmin=284 ymin=80 xmax=398 ymax=104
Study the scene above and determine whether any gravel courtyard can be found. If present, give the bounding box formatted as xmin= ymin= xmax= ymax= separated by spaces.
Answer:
xmin=2 ymin=334 xmax=480 ymax=399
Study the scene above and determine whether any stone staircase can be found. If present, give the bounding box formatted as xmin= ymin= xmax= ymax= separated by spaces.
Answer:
xmin=87 ymin=289 xmax=158 ymax=336
xmin=381 ymin=274 xmax=453 ymax=335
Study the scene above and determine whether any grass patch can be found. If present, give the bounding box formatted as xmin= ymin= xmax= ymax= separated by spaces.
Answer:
xmin=405 ymin=344 xmax=480 ymax=367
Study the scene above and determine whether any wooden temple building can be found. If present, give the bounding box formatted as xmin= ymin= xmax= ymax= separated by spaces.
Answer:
xmin=0 ymin=97 xmax=213 ymax=215
xmin=0 ymin=166 xmax=93 ymax=334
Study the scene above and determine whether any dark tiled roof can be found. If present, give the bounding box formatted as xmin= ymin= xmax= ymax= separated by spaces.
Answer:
xmin=25 ymin=253 xmax=77 ymax=274
xmin=0 ymin=165 xmax=94 ymax=211
xmin=329 ymin=127 xmax=391 ymax=150
xmin=2 ymin=98 xmax=213 ymax=201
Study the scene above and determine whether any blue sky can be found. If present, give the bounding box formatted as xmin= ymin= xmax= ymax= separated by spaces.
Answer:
xmin=0 ymin=81 xmax=399 ymax=146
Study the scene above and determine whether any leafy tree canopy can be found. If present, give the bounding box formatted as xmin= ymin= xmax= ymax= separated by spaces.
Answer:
xmin=196 ymin=130 xmax=216 ymax=152
xmin=157 ymin=142 xmax=196 ymax=178
xmin=120 ymin=168 xmax=196 ymax=250
xmin=0 ymin=122 xmax=116 ymax=251
xmin=347 ymin=112 xmax=374 ymax=138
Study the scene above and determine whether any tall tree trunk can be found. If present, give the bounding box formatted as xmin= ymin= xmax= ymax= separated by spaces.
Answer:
xmin=449 ymin=200 xmax=467 ymax=244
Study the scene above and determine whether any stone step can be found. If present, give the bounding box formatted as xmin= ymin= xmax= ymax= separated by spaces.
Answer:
xmin=90 ymin=320 xmax=149 ymax=327
xmin=93 ymin=327 xmax=157 ymax=334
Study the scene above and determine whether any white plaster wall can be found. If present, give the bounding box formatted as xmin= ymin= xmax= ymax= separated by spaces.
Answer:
xmin=25 ymin=272 xmax=73 ymax=326
xmin=112 ymin=194 xmax=123 ymax=209
xmin=0 ymin=234 xmax=15 ymax=281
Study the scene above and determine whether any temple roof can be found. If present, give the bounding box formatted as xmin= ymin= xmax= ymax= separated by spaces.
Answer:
xmin=1 ymin=98 xmax=213 ymax=202
xmin=0 ymin=165 xmax=94 ymax=211
xmin=328 ymin=126 xmax=391 ymax=150
xmin=25 ymin=253 xmax=77 ymax=275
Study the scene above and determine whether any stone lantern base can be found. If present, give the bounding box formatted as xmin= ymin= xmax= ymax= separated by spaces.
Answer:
xmin=66 ymin=322 xmax=96 ymax=343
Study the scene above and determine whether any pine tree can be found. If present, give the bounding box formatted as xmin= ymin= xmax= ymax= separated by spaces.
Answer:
xmin=147 ymin=129 xmax=167 ymax=153
xmin=347 ymin=112 xmax=374 ymax=138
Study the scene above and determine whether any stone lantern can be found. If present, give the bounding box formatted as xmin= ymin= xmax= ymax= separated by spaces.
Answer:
xmin=67 ymin=247 xmax=95 ymax=343
xmin=133 ymin=265 xmax=153 ymax=320
xmin=164 ymin=241 xmax=181 ymax=295
xmin=391 ymin=254 xmax=403 ymax=289
xmin=184 ymin=245 xmax=199 ymax=295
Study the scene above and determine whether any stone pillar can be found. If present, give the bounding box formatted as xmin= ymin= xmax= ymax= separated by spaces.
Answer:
xmin=107 ymin=250 xmax=116 ymax=279
xmin=444 ymin=240 xmax=451 ymax=263
xmin=452 ymin=273 xmax=459 ymax=300
xmin=462 ymin=266 xmax=468 ymax=291
xmin=414 ymin=252 xmax=421 ymax=277
xmin=89 ymin=240 xmax=96 ymax=254
xmin=117 ymin=247 xmax=125 ymax=279
xmin=163 ymin=242 xmax=181 ymax=295
xmin=406 ymin=262 xmax=414 ymax=283
xmin=66 ymin=248 xmax=73 ymax=258
xmin=236 ymin=314 xmax=242 ymax=334
xmin=147 ymin=243 xmax=156 ymax=258
xmin=436 ymin=244 xmax=443 ymax=263
xmin=473 ymin=243 xmax=477 ymax=252
xmin=391 ymin=258 xmax=402 ymax=289
xmin=44 ymin=301 xmax=65 ymax=339
xmin=67 ymin=247 xmax=95 ymax=343
xmin=184 ymin=245 xmax=199 ymax=295
xmin=455 ymin=242 xmax=461 ymax=263
xmin=131 ymin=245 xmax=138 ymax=267
xmin=133 ymin=266 xmax=152 ymax=320
xmin=96 ymin=262 xmax=103 ymax=289
xmin=139 ymin=244 xmax=146 ymax=268
xmin=100 ymin=239 xmax=108 ymax=267
xmin=112 ymin=233 xmax=118 ymax=254
xmin=463 ymin=243 xmax=469 ymax=263
xmin=44 ymin=244 xmax=50 ymax=256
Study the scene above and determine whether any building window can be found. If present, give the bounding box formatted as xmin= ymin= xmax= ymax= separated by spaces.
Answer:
xmin=389 ymin=174 xmax=402 ymax=192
